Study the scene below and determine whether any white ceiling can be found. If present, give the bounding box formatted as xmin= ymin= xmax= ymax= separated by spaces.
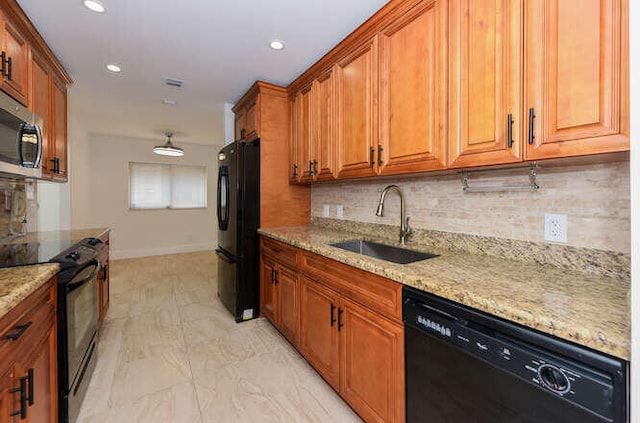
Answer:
xmin=17 ymin=0 xmax=389 ymax=145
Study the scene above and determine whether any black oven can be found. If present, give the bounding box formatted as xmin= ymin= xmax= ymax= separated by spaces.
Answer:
xmin=53 ymin=239 xmax=105 ymax=423
xmin=403 ymin=286 xmax=629 ymax=423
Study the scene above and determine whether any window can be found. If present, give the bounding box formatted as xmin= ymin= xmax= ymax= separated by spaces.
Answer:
xmin=129 ymin=162 xmax=207 ymax=210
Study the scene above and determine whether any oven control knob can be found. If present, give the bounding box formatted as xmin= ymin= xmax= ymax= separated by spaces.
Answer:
xmin=65 ymin=251 xmax=81 ymax=261
xmin=538 ymin=364 xmax=570 ymax=394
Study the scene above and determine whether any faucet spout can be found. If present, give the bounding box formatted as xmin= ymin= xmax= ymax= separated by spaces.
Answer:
xmin=375 ymin=185 xmax=411 ymax=245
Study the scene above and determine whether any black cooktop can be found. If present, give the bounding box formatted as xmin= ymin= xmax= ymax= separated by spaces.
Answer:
xmin=0 ymin=238 xmax=83 ymax=268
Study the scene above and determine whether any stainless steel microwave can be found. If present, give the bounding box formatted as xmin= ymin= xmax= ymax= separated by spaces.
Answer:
xmin=0 ymin=90 xmax=43 ymax=178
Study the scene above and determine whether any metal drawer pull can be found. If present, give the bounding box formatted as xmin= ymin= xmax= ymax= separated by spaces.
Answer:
xmin=330 ymin=304 xmax=336 ymax=326
xmin=5 ymin=321 xmax=33 ymax=341
xmin=507 ymin=114 xmax=514 ymax=148
xmin=338 ymin=308 xmax=344 ymax=331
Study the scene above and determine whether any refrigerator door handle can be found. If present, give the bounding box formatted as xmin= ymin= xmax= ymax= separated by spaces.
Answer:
xmin=215 ymin=248 xmax=236 ymax=264
xmin=217 ymin=166 xmax=230 ymax=230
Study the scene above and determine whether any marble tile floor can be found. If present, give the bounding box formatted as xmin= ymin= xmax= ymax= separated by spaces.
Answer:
xmin=77 ymin=251 xmax=362 ymax=423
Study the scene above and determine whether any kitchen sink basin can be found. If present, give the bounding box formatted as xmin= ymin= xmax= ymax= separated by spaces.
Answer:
xmin=329 ymin=239 xmax=438 ymax=264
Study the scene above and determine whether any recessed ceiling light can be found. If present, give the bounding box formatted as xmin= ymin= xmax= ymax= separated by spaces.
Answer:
xmin=106 ymin=64 xmax=121 ymax=73
xmin=269 ymin=39 xmax=285 ymax=51
xmin=83 ymin=0 xmax=105 ymax=13
xmin=162 ymin=99 xmax=177 ymax=105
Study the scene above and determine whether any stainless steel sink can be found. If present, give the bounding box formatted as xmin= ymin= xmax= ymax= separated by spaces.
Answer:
xmin=329 ymin=239 xmax=438 ymax=264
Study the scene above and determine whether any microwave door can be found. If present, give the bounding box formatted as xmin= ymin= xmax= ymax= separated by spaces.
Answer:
xmin=18 ymin=123 xmax=42 ymax=168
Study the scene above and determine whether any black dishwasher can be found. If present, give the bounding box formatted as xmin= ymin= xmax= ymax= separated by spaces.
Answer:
xmin=403 ymin=286 xmax=628 ymax=423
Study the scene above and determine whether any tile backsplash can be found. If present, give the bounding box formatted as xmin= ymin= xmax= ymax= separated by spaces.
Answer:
xmin=0 ymin=180 xmax=37 ymax=238
xmin=311 ymin=160 xmax=630 ymax=254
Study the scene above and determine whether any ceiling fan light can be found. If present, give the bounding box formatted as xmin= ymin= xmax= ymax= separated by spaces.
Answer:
xmin=153 ymin=133 xmax=184 ymax=157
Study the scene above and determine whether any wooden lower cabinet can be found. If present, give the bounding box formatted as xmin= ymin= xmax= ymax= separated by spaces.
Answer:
xmin=261 ymin=237 xmax=405 ymax=423
xmin=340 ymin=298 xmax=404 ymax=423
xmin=0 ymin=277 xmax=57 ymax=423
xmin=299 ymin=276 xmax=340 ymax=388
xmin=277 ymin=266 xmax=299 ymax=345
xmin=260 ymin=255 xmax=277 ymax=324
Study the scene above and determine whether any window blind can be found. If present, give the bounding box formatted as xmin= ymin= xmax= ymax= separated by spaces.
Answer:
xmin=129 ymin=162 xmax=207 ymax=210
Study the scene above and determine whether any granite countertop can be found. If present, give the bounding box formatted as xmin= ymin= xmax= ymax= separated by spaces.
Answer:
xmin=0 ymin=263 xmax=59 ymax=319
xmin=259 ymin=225 xmax=630 ymax=360
xmin=0 ymin=227 xmax=110 ymax=245
xmin=0 ymin=227 xmax=110 ymax=320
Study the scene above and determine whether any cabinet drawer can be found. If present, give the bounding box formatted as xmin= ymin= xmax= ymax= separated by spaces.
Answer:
xmin=261 ymin=238 xmax=299 ymax=269
xmin=300 ymin=250 xmax=403 ymax=323
xmin=0 ymin=279 xmax=56 ymax=372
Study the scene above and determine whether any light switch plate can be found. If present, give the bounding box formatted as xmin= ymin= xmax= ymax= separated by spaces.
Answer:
xmin=336 ymin=205 xmax=344 ymax=219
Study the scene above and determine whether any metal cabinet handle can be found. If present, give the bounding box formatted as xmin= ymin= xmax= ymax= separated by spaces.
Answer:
xmin=338 ymin=307 xmax=344 ymax=331
xmin=313 ymin=160 xmax=318 ymax=175
xmin=377 ymin=144 xmax=383 ymax=166
xmin=507 ymin=114 xmax=514 ymax=148
xmin=10 ymin=376 xmax=27 ymax=419
xmin=330 ymin=304 xmax=336 ymax=326
xmin=274 ymin=270 xmax=279 ymax=285
xmin=271 ymin=268 xmax=275 ymax=284
xmin=240 ymin=128 xmax=246 ymax=140
xmin=27 ymin=368 xmax=34 ymax=406
xmin=5 ymin=321 xmax=32 ymax=341
xmin=6 ymin=56 xmax=12 ymax=81
xmin=369 ymin=147 xmax=374 ymax=168
xmin=292 ymin=164 xmax=298 ymax=178
xmin=528 ymin=108 xmax=535 ymax=145
xmin=308 ymin=160 xmax=313 ymax=176
xmin=0 ymin=51 xmax=5 ymax=76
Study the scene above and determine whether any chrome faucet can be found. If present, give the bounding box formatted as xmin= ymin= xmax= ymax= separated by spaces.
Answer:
xmin=375 ymin=185 xmax=411 ymax=245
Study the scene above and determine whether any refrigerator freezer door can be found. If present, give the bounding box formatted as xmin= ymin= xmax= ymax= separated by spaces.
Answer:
xmin=215 ymin=248 xmax=238 ymax=316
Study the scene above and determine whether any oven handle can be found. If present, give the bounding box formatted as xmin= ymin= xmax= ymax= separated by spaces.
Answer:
xmin=66 ymin=260 xmax=100 ymax=293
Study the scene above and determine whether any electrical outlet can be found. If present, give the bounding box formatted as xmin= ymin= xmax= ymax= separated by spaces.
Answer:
xmin=336 ymin=204 xmax=344 ymax=219
xmin=323 ymin=204 xmax=330 ymax=217
xmin=544 ymin=213 xmax=568 ymax=243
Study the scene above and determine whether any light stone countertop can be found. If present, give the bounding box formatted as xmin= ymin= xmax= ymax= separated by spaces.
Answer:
xmin=0 ymin=263 xmax=59 ymax=319
xmin=0 ymin=227 xmax=109 ymax=320
xmin=258 ymin=225 xmax=630 ymax=360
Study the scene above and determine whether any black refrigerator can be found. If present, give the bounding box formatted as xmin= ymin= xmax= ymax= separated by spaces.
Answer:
xmin=215 ymin=139 xmax=260 ymax=322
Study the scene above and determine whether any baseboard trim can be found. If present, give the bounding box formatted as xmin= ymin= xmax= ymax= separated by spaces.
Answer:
xmin=112 ymin=243 xmax=215 ymax=260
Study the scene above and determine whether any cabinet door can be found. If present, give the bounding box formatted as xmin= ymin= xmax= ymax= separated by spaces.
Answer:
xmin=234 ymin=108 xmax=245 ymax=141
xmin=29 ymin=51 xmax=53 ymax=178
xmin=525 ymin=0 xmax=629 ymax=159
xmin=288 ymin=98 xmax=301 ymax=182
xmin=277 ymin=265 xmax=298 ymax=345
xmin=259 ymin=256 xmax=277 ymax=324
xmin=0 ymin=17 xmax=28 ymax=105
xmin=449 ymin=0 xmax=523 ymax=168
xmin=296 ymin=85 xmax=314 ymax=183
xmin=245 ymin=97 xmax=259 ymax=141
xmin=335 ymin=38 xmax=378 ymax=179
xmin=340 ymin=298 xmax=404 ymax=423
xmin=23 ymin=327 xmax=57 ymax=423
xmin=299 ymin=276 xmax=340 ymax=388
xmin=0 ymin=368 xmax=14 ymax=423
xmin=52 ymin=78 xmax=68 ymax=182
xmin=379 ymin=0 xmax=447 ymax=175
xmin=315 ymin=70 xmax=336 ymax=181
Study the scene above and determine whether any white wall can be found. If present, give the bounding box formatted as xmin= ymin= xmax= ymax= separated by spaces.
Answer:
xmin=224 ymin=102 xmax=235 ymax=145
xmin=36 ymin=180 xmax=70 ymax=231
xmin=81 ymin=134 xmax=221 ymax=259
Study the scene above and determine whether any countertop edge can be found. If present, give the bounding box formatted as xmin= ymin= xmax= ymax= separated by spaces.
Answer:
xmin=0 ymin=263 xmax=60 ymax=320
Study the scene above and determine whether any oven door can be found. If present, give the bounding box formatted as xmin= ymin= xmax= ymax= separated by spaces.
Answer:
xmin=65 ymin=259 xmax=99 ymax=387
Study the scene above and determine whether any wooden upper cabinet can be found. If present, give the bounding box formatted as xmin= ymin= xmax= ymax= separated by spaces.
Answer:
xmin=288 ymin=97 xmax=300 ymax=182
xmin=52 ymin=77 xmax=68 ymax=181
xmin=525 ymin=0 xmax=629 ymax=160
xmin=449 ymin=0 xmax=523 ymax=168
xmin=315 ymin=69 xmax=336 ymax=181
xmin=0 ymin=13 xmax=28 ymax=105
xmin=336 ymin=38 xmax=378 ymax=179
xmin=296 ymin=84 xmax=314 ymax=183
xmin=233 ymin=93 xmax=260 ymax=142
xmin=30 ymin=50 xmax=52 ymax=176
xmin=379 ymin=0 xmax=447 ymax=175
xmin=244 ymin=97 xmax=259 ymax=141
xmin=234 ymin=108 xmax=245 ymax=141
